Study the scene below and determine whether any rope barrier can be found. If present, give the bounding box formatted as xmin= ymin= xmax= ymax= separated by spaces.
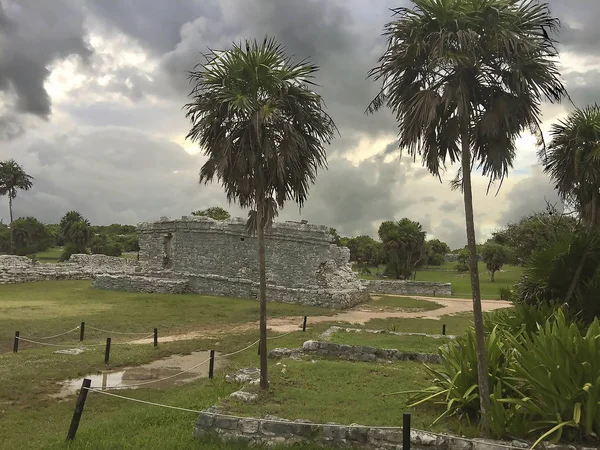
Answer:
xmin=16 ymin=335 xmax=155 ymax=349
xmin=29 ymin=326 xmax=80 ymax=340
xmin=82 ymin=388 xmax=522 ymax=448
xmin=86 ymin=325 xmax=153 ymax=335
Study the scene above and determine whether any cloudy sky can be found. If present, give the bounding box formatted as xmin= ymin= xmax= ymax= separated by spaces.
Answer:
xmin=0 ymin=0 xmax=597 ymax=248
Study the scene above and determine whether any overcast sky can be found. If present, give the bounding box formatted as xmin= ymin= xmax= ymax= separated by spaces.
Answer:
xmin=0 ymin=0 xmax=597 ymax=248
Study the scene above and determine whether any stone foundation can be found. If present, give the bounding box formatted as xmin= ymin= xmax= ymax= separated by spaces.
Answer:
xmin=195 ymin=409 xmax=594 ymax=450
xmin=0 ymin=254 xmax=138 ymax=285
xmin=361 ymin=279 xmax=451 ymax=296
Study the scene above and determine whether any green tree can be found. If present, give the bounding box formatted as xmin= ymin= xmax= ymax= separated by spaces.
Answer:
xmin=0 ymin=159 xmax=34 ymax=253
xmin=345 ymin=235 xmax=383 ymax=267
xmin=426 ymin=238 xmax=450 ymax=266
xmin=184 ymin=37 xmax=336 ymax=390
xmin=191 ymin=206 xmax=231 ymax=220
xmin=90 ymin=234 xmax=123 ymax=257
xmin=542 ymin=105 xmax=600 ymax=228
xmin=366 ymin=0 xmax=567 ymax=433
xmin=378 ymin=219 xmax=426 ymax=279
xmin=480 ymin=242 xmax=509 ymax=282
xmin=10 ymin=217 xmax=53 ymax=256
xmin=59 ymin=211 xmax=92 ymax=257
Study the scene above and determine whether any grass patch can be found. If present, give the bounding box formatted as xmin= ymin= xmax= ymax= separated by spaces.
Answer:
xmin=356 ymin=262 xmax=523 ymax=300
xmin=328 ymin=330 xmax=452 ymax=353
xmin=0 ymin=280 xmax=335 ymax=353
xmin=34 ymin=246 xmax=64 ymax=262
xmin=370 ymin=295 xmax=443 ymax=311
xmin=364 ymin=312 xmax=474 ymax=336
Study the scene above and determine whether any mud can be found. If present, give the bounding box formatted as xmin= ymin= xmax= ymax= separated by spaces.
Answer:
xmin=53 ymin=350 xmax=223 ymax=398
xmin=129 ymin=296 xmax=512 ymax=340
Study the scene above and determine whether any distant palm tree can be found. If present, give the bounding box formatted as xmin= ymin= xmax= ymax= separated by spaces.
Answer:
xmin=60 ymin=210 xmax=92 ymax=253
xmin=366 ymin=0 xmax=566 ymax=435
xmin=542 ymin=104 xmax=600 ymax=228
xmin=0 ymin=159 xmax=34 ymax=225
xmin=184 ymin=37 xmax=336 ymax=390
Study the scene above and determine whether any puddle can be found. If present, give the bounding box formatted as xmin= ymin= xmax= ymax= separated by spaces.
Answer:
xmin=53 ymin=350 xmax=223 ymax=399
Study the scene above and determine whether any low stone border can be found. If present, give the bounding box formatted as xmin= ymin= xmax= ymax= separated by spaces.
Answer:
xmin=268 ymin=341 xmax=442 ymax=364
xmin=360 ymin=279 xmax=452 ymax=297
xmin=319 ymin=326 xmax=457 ymax=340
xmin=194 ymin=408 xmax=596 ymax=450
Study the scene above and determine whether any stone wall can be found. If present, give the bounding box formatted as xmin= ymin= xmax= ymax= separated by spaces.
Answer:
xmin=195 ymin=409 xmax=593 ymax=450
xmin=96 ymin=217 xmax=369 ymax=309
xmin=0 ymin=254 xmax=138 ymax=285
xmin=361 ymin=279 xmax=451 ymax=296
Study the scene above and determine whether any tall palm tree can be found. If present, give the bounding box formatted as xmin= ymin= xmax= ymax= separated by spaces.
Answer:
xmin=366 ymin=0 xmax=566 ymax=435
xmin=0 ymin=159 xmax=34 ymax=225
xmin=184 ymin=37 xmax=336 ymax=390
xmin=541 ymin=104 xmax=600 ymax=304
xmin=542 ymin=104 xmax=600 ymax=228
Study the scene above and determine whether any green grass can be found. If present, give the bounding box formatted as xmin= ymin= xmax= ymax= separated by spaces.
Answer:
xmin=356 ymin=262 xmax=523 ymax=300
xmin=370 ymin=295 xmax=443 ymax=311
xmin=328 ymin=330 xmax=453 ymax=353
xmin=34 ymin=246 xmax=64 ymax=262
xmin=0 ymin=281 xmax=480 ymax=449
xmin=0 ymin=280 xmax=335 ymax=353
xmin=364 ymin=312 xmax=475 ymax=336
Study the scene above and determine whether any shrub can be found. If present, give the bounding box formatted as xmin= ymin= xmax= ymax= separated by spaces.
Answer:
xmin=497 ymin=286 xmax=512 ymax=301
xmin=360 ymin=267 xmax=372 ymax=276
xmin=59 ymin=243 xmax=79 ymax=262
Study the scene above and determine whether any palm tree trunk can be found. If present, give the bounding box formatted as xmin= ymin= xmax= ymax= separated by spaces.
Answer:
xmin=256 ymin=198 xmax=269 ymax=391
xmin=460 ymin=128 xmax=491 ymax=436
xmin=8 ymin=194 xmax=14 ymax=254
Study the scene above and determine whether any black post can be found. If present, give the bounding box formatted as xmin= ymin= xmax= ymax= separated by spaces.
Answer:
xmin=209 ymin=350 xmax=215 ymax=379
xmin=13 ymin=331 xmax=19 ymax=353
xmin=66 ymin=378 xmax=92 ymax=441
xmin=79 ymin=322 xmax=85 ymax=342
xmin=403 ymin=413 xmax=411 ymax=450
xmin=442 ymin=324 xmax=446 ymax=336
xmin=153 ymin=328 xmax=158 ymax=348
xmin=104 ymin=337 xmax=111 ymax=365
xmin=257 ymin=342 xmax=260 ymax=355
xmin=302 ymin=316 xmax=307 ymax=332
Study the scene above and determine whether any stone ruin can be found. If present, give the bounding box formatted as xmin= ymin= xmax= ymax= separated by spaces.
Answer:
xmin=93 ymin=216 xmax=369 ymax=309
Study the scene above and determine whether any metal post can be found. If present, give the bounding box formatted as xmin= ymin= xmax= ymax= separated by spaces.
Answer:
xmin=403 ymin=413 xmax=411 ymax=449
xmin=302 ymin=316 xmax=307 ymax=332
xmin=13 ymin=331 xmax=19 ymax=353
xmin=209 ymin=350 xmax=215 ymax=379
xmin=104 ymin=337 xmax=111 ymax=365
xmin=79 ymin=322 xmax=85 ymax=342
xmin=66 ymin=378 xmax=92 ymax=441
xmin=153 ymin=328 xmax=158 ymax=348
xmin=442 ymin=324 xmax=446 ymax=336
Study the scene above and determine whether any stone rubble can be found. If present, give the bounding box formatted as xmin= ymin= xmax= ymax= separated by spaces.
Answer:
xmin=229 ymin=390 xmax=258 ymax=403
xmin=0 ymin=254 xmax=138 ymax=285
xmin=194 ymin=409 xmax=596 ymax=450
xmin=225 ymin=368 xmax=261 ymax=385
xmin=361 ymin=279 xmax=452 ymax=297
xmin=319 ymin=325 xmax=457 ymax=340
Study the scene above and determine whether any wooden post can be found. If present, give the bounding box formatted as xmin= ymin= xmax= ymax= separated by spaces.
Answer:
xmin=153 ymin=328 xmax=158 ymax=348
xmin=403 ymin=413 xmax=411 ymax=450
xmin=257 ymin=342 xmax=260 ymax=355
xmin=104 ymin=337 xmax=111 ymax=365
xmin=66 ymin=378 xmax=92 ymax=441
xmin=442 ymin=324 xmax=446 ymax=336
xmin=302 ymin=316 xmax=307 ymax=332
xmin=79 ymin=322 xmax=85 ymax=342
xmin=209 ymin=350 xmax=215 ymax=379
xmin=13 ymin=331 xmax=19 ymax=353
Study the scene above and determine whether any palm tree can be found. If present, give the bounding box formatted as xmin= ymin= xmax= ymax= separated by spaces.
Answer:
xmin=541 ymin=104 xmax=600 ymax=304
xmin=184 ymin=37 xmax=336 ymax=390
xmin=60 ymin=210 xmax=92 ymax=253
xmin=366 ymin=0 xmax=566 ymax=435
xmin=0 ymin=159 xmax=34 ymax=225
xmin=542 ymin=104 xmax=600 ymax=228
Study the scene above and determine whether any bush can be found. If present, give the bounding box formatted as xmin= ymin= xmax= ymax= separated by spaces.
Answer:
xmin=11 ymin=217 xmax=53 ymax=255
xmin=359 ymin=267 xmax=372 ymax=276
xmin=59 ymin=243 xmax=79 ymax=262
xmin=497 ymin=286 xmax=512 ymax=301
xmin=402 ymin=309 xmax=600 ymax=445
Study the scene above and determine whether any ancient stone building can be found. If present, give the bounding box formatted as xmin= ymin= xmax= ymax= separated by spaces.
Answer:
xmin=93 ymin=216 xmax=369 ymax=309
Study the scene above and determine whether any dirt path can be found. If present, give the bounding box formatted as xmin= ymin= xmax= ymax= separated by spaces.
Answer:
xmin=129 ymin=296 xmax=511 ymax=344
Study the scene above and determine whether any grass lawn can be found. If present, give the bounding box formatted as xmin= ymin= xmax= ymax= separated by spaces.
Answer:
xmin=356 ymin=262 xmax=523 ymax=300
xmin=34 ymin=246 xmax=64 ymax=262
xmin=0 ymin=280 xmax=480 ymax=449
xmin=364 ymin=312 xmax=474 ymax=336
xmin=327 ymin=330 xmax=453 ymax=353
xmin=0 ymin=281 xmax=335 ymax=353
xmin=370 ymin=295 xmax=443 ymax=311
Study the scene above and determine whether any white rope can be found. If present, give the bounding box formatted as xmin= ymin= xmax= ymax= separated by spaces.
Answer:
xmin=29 ymin=326 xmax=80 ymax=340
xmin=214 ymin=339 xmax=260 ymax=359
xmin=86 ymin=325 xmax=153 ymax=335
xmin=85 ymin=387 xmax=202 ymax=413
xmin=17 ymin=335 xmax=154 ymax=348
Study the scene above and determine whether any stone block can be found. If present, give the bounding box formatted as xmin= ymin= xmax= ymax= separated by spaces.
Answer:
xmin=239 ymin=419 xmax=260 ymax=434
xmin=347 ymin=425 xmax=369 ymax=443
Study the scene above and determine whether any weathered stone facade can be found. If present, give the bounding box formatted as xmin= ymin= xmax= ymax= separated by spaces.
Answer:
xmin=361 ymin=279 xmax=451 ymax=296
xmin=94 ymin=217 xmax=369 ymax=309
xmin=0 ymin=254 xmax=138 ymax=285
xmin=195 ymin=408 xmax=596 ymax=450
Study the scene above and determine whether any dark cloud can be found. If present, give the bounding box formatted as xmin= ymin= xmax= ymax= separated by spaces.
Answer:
xmin=0 ymin=114 xmax=24 ymax=141
xmin=546 ymin=0 xmax=600 ymax=55
xmin=0 ymin=0 xmax=92 ymax=118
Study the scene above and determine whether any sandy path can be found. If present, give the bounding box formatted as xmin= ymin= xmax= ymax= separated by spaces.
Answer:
xmin=129 ymin=296 xmax=511 ymax=344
